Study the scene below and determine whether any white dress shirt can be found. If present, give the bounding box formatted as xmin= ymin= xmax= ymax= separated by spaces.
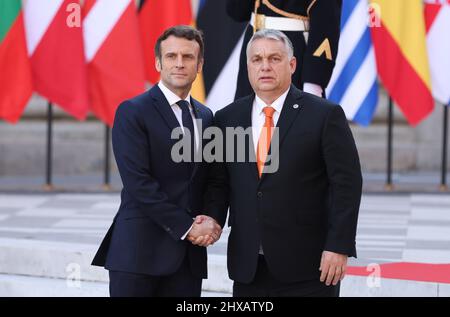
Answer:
xmin=158 ymin=81 xmax=199 ymax=240
xmin=251 ymin=88 xmax=290 ymax=153
xmin=252 ymin=88 xmax=289 ymax=255
xmin=303 ymin=82 xmax=323 ymax=97
xmin=158 ymin=81 xmax=199 ymax=151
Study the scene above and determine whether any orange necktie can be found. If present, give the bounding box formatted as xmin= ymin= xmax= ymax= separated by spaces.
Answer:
xmin=257 ymin=106 xmax=275 ymax=177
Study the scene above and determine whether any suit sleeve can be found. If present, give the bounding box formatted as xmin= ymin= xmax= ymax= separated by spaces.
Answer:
xmin=226 ymin=0 xmax=254 ymax=22
xmin=321 ymin=105 xmax=362 ymax=257
xmin=301 ymin=0 xmax=342 ymax=89
xmin=203 ymin=112 xmax=230 ymax=228
xmin=112 ymin=101 xmax=194 ymax=241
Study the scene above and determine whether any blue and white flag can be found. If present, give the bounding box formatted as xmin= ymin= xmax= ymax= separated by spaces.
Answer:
xmin=425 ymin=0 xmax=450 ymax=106
xmin=326 ymin=0 xmax=378 ymax=126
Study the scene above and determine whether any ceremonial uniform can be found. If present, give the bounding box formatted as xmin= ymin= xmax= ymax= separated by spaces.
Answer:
xmin=227 ymin=0 xmax=342 ymax=99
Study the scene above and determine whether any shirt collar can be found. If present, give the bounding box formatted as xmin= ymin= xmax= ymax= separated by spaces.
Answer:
xmin=254 ymin=88 xmax=290 ymax=115
xmin=158 ymin=81 xmax=191 ymax=107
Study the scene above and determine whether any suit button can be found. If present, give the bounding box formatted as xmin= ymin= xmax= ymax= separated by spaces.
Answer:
xmin=187 ymin=208 xmax=192 ymax=214
xmin=257 ymin=192 xmax=263 ymax=198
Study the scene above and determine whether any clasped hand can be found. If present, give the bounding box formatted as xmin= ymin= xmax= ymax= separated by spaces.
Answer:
xmin=187 ymin=215 xmax=222 ymax=247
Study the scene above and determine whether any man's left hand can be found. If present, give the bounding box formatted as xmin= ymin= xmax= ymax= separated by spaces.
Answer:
xmin=319 ymin=251 xmax=348 ymax=286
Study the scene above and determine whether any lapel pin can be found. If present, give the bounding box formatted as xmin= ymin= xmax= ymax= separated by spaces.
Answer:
xmin=293 ymin=104 xmax=300 ymax=109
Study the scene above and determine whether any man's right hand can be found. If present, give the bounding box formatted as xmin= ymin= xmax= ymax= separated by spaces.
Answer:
xmin=187 ymin=215 xmax=222 ymax=247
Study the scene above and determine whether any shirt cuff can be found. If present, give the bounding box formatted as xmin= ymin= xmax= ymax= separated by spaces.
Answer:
xmin=303 ymin=82 xmax=323 ymax=97
xmin=181 ymin=222 xmax=194 ymax=240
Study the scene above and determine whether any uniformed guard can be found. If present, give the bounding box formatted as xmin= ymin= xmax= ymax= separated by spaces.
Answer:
xmin=227 ymin=0 xmax=342 ymax=99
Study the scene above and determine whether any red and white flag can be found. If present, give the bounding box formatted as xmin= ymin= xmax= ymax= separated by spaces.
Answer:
xmin=83 ymin=0 xmax=146 ymax=126
xmin=23 ymin=0 xmax=89 ymax=120
xmin=0 ymin=0 xmax=33 ymax=123
xmin=425 ymin=0 xmax=450 ymax=105
xmin=139 ymin=0 xmax=193 ymax=85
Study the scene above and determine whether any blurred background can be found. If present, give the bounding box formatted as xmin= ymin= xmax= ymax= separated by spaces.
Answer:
xmin=0 ymin=0 xmax=449 ymax=192
xmin=0 ymin=0 xmax=449 ymax=297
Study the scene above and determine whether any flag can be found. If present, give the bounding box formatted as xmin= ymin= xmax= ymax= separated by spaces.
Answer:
xmin=191 ymin=1 xmax=206 ymax=103
xmin=425 ymin=0 xmax=450 ymax=105
xmin=326 ymin=0 xmax=378 ymax=126
xmin=138 ymin=0 xmax=192 ymax=85
xmin=0 ymin=0 xmax=33 ymax=123
xmin=23 ymin=0 xmax=89 ymax=120
xmin=370 ymin=0 xmax=434 ymax=126
xmin=83 ymin=0 xmax=146 ymax=126
xmin=196 ymin=0 xmax=247 ymax=112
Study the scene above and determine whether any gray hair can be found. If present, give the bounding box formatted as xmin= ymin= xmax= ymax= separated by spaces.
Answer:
xmin=246 ymin=29 xmax=294 ymax=62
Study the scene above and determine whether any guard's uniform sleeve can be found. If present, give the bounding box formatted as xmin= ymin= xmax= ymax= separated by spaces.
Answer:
xmin=301 ymin=0 xmax=342 ymax=89
xmin=226 ymin=0 xmax=254 ymax=22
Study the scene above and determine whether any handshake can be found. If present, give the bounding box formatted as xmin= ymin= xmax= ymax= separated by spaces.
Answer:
xmin=187 ymin=215 xmax=222 ymax=247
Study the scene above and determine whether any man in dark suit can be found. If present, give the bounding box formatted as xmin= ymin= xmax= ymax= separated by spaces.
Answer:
xmin=227 ymin=0 xmax=342 ymax=99
xmin=92 ymin=25 xmax=222 ymax=297
xmin=205 ymin=29 xmax=362 ymax=297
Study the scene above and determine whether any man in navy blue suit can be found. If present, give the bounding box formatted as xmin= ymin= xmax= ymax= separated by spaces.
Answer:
xmin=92 ymin=25 xmax=222 ymax=297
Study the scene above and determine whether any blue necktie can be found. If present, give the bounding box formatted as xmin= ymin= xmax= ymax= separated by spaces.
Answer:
xmin=176 ymin=100 xmax=195 ymax=166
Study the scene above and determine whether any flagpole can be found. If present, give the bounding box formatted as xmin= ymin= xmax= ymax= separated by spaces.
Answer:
xmin=44 ymin=101 xmax=54 ymax=191
xmin=103 ymin=124 xmax=111 ymax=191
xmin=441 ymin=104 xmax=449 ymax=191
xmin=385 ymin=97 xmax=394 ymax=191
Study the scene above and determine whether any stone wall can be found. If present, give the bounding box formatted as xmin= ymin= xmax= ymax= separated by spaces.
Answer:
xmin=0 ymin=89 xmax=447 ymax=176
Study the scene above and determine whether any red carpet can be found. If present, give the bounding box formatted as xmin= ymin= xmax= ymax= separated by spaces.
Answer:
xmin=347 ymin=263 xmax=450 ymax=284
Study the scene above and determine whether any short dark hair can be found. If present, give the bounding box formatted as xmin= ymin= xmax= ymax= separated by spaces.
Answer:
xmin=154 ymin=25 xmax=204 ymax=61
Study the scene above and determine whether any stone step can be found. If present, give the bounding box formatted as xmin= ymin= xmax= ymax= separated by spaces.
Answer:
xmin=0 ymin=274 xmax=109 ymax=297
xmin=0 ymin=237 xmax=232 ymax=295
xmin=0 ymin=274 xmax=231 ymax=297
xmin=0 ymin=237 xmax=449 ymax=297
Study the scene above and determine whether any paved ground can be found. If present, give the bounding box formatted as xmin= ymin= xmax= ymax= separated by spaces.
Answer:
xmin=0 ymin=193 xmax=449 ymax=266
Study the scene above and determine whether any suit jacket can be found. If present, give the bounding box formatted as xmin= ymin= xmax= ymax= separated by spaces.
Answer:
xmin=92 ymin=85 xmax=213 ymax=279
xmin=206 ymin=85 xmax=362 ymax=284
xmin=227 ymin=0 xmax=342 ymax=98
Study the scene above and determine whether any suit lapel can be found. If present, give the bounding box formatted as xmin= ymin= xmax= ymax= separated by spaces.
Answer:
xmin=275 ymin=85 xmax=304 ymax=146
xmin=235 ymin=95 xmax=259 ymax=180
xmin=151 ymin=85 xmax=181 ymax=134
xmin=190 ymin=97 xmax=209 ymax=178
xmin=151 ymin=85 xmax=200 ymax=178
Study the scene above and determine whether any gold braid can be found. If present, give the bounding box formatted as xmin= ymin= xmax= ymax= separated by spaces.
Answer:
xmin=254 ymin=0 xmax=261 ymax=33
xmin=255 ymin=0 xmax=261 ymax=12
xmin=306 ymin=0 xmax=318 ymax=17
